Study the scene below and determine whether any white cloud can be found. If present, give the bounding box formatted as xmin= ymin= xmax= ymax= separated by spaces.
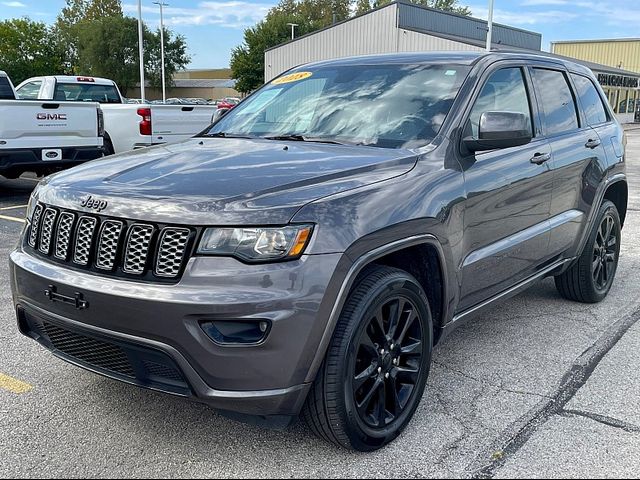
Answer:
xmin=2 ymin=1 xmax=27 ymax=7
xmin=122 ymin=1 xmax=274 ymax=29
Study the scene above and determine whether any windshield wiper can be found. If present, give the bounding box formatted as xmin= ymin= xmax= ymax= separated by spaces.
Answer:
xmin=201 ymin=132 xmax=257 ymax=139
xmin=262 ymin=134 xmax=350 ymax=145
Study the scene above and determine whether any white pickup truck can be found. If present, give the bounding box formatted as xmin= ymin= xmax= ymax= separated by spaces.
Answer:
xmin=16 ymin=76 xmax=218 ymax=154
xmin=0 ymin=71 xmax=104 ymax=179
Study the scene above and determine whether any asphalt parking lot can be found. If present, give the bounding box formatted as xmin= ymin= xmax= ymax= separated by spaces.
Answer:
xmin=1 ymin=129 xmax=640 ymax=478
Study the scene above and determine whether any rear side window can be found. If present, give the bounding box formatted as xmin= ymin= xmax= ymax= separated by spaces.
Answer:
xmin=17 ymin=80 xmax=42 ymax=100
xmin=467 ymin=67 xmax=533 ymax=138
xmin=571 ymin=74 xmax=608 ymax=126
xmin=531 ymin=68 xmax=579 ymax=135
xmin=54 ymin=83 xmax=121 ymax=104
xmin=0 ymin=77 xmax=15 ymax=99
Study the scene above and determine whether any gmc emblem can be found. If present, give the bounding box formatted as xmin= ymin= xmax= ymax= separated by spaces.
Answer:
xmin=37 ymin=113 xmax=67 ymax=121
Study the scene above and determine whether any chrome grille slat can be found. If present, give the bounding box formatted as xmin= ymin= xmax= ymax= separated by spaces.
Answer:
xmin=95 ymin=220 xmax=123 ymax=270
xmin=73 ymin=216 xmax=98 ymax=266
xmin=38 ymin=208 xmax=58 ymax=254
xmin=123 ymin=224 xmax=155 ymax=274
xmin=155 ymin=228 xmax=190 ymax=278
xmin=28 ymin=204 xmax=44 ymax=248
xmin=27 ymin=203 xmax=191 ymax=282
xmin=54 ymin=212 xmax=75 ymax=260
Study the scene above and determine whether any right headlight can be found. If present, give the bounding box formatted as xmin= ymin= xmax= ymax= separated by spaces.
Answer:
xmin=197 ymin=225 xmax=313 ymax=262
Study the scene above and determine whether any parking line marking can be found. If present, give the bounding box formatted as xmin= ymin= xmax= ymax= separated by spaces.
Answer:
xmin=0 ymin=373 xmax=33 ymax=394
xmin=0 ymin=214 xmax=25 ymax=223
xmin=0 ymin=205 xmax=28 ymax=211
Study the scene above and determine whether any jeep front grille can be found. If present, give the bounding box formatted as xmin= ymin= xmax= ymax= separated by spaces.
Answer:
xmin=27 ymin=203 xmax=194 ymax=282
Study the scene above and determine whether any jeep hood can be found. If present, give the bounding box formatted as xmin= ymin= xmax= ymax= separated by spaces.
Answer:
xmin=36 ymin=137 xmax=417 ymax=225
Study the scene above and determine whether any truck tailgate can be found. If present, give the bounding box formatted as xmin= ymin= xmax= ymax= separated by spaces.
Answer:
xmin=150 ymin=105 xmax=217 ymax=143
xmin=0 ymin=100 xmax=101 ymax=148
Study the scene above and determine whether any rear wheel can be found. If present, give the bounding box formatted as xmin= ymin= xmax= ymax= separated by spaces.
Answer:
xmin=555 ymin=200 xmax=621 ymax=303
xmin=302 ymin=265 xmax=433 ymax=451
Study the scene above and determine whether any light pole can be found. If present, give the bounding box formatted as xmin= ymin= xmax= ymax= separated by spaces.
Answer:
xmin=153 ymin=1 xmax=169 ymax=103
xmin=137 ymin=0 xmax=146 ymax=102
xmin=486 ymin=0 xmax=494 ymax=51
xmin=286 ymin=23 xmax=298 ymax=40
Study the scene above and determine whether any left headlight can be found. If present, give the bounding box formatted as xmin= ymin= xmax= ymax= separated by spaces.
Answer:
xmin=197 ymin=225 xmax=313 ymax=262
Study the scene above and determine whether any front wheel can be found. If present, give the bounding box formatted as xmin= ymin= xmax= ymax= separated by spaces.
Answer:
xmin=555 ymin=200 xmax=621 ymax=303
xmin=302 ymin=265 xmax=433 ymax=451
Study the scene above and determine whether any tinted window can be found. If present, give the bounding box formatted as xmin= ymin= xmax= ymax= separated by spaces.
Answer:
xmin=54 ymin=83 xmax=121 ymax=103
xmin=17 ymin=81 xmax=42 ymax=100
xmin=0 ymin=77 xmax=15 ymax=100
xmin=468 ymin=67 xmax=532 ymax=138
xmin=571 ymin=74 xmax=608 ymax=125
xmin=207 ymin=64 xmax=470 ymax=149
xmin=532 ymin=69 xmax=579 ymax=135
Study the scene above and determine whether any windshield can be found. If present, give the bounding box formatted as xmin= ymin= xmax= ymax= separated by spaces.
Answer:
xmin=54 ymin=83 xmax=121 ymax=104
xmin=203 ymin=63 xmax=470 ymax=149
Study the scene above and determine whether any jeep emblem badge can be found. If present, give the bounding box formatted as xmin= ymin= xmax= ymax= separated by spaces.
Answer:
xmin=80 ymin=195 xmax=108 ymax=212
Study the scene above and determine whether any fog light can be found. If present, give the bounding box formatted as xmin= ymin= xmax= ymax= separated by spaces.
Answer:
xmin=200 ymin=320 xmax=271 ymax=345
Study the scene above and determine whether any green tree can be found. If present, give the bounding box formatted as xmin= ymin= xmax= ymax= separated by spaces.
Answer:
xmin=75 ymin=15 xmax=139 ymax=94
xmin=75 ymin=16 xmax=191 ymax=95
xmin=0 ymin=18 xmax=65 ymax=84
xmin=55 ymin=0 xmax=123 ymax=72
xmin=231 ymin=0 xmax=351 ymax=94
xmin=355 ymin=0 xmax=372 ymax=15
xmin=145 ymin=27 xmax=191 ymax=90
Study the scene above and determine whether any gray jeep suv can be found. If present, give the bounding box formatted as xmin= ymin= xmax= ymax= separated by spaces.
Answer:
xmin=10 ymin=52 xmax=627 ymax=451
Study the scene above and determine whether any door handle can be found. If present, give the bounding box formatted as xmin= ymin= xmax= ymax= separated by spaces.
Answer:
xmin=585 ymin=138 xmax=601 ymax=149
xmin=530 ymin=152 xmax=551 ymax=165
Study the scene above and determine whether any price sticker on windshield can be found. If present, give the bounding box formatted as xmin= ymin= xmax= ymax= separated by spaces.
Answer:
xmin=272 ymin=71 xmax=313 ymax=85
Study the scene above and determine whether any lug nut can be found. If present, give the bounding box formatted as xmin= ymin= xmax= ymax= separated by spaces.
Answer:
xmin=380 ymin=349 xmax=385 ymax=355
xmin=393 ymin=358 xmax=399 ymax=365
xmin=390 ymin=343 xmax=395 ymax=350
xmin=378 ymin=367 xmax=382 ymax=374
xmin=385 ymin=373 xmax=389 ymax=379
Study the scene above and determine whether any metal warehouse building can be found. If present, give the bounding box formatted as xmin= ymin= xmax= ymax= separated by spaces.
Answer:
xmin=552 ymin=39 xmax=640 ymax=122
xmin=265 ymin=1 xmax=542 ymax=81
xmin=265 ymin=0 xmax=639 ymax=122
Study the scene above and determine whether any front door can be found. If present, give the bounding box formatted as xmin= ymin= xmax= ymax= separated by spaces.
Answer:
xmin=458 ymin=66 xmax=554 ymax=312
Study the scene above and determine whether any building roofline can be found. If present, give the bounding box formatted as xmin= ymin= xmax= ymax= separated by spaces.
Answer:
xmin=551 ymin=38 xmax=640 ymax=45
xmin=265 ymin=1 xmax=540 ymax=53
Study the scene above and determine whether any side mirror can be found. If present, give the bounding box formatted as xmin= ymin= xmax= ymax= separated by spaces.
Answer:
xmin=213 ymin=108 xmax=230 ymax=123
xmin=463 ymin=111 xmax=532 ymax=152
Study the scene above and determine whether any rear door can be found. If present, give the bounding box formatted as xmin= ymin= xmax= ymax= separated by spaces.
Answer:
xmin=458 ymin=64 xmax=553 ymax=312
xmin=529 ymin=67 xmax=609 ymax=258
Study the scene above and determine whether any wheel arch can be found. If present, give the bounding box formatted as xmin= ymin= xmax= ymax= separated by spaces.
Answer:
xmin=304 ymin=233 xmax=451 ymax=384
xmin=603 ymin=179 xmax=628 ymax=227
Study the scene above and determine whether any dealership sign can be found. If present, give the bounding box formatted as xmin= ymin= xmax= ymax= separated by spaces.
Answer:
xmin=597 ymin=73 xmax=639 ymax=88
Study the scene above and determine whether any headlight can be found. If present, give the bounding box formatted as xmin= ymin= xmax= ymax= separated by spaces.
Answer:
xmin=197 ymin=225 xmax=313 ymax=262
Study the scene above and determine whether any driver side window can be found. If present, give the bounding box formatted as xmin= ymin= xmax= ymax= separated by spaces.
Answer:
xmin=468 ymin=68 xmax=532 ymax=138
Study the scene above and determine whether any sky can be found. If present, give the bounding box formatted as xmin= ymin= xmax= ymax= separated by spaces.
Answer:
xmin=1 ymin=0 xmax=639 ymax=69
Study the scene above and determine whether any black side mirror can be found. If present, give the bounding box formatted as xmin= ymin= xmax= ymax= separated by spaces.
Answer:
xmin=464 ymin=111 xmax=532 ymax=152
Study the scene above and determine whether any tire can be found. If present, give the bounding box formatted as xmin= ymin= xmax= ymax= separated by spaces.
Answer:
xmin=302 ymin=265 xmax=433 ymax=451
xmin=555 ymin=200 xmax=621 ymax=303
xmin=103 ymin=138 xmax=115 ymax=156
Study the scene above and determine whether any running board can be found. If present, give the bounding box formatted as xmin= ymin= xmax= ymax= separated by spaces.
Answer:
xmin=439 ymin=258 xmax=574 ymax=342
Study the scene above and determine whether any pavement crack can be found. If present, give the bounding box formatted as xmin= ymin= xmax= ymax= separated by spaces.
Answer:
xmin=561 ymin=409 xmax=640 ymax=434
xmin=466 ymin=307 xmax=640 ymax=479
xmin=433 ymin=360 xmax=551 ymax=400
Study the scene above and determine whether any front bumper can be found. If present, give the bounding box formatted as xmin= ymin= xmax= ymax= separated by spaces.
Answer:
xmin=10 ymin=247 xmax=346 ymax=417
